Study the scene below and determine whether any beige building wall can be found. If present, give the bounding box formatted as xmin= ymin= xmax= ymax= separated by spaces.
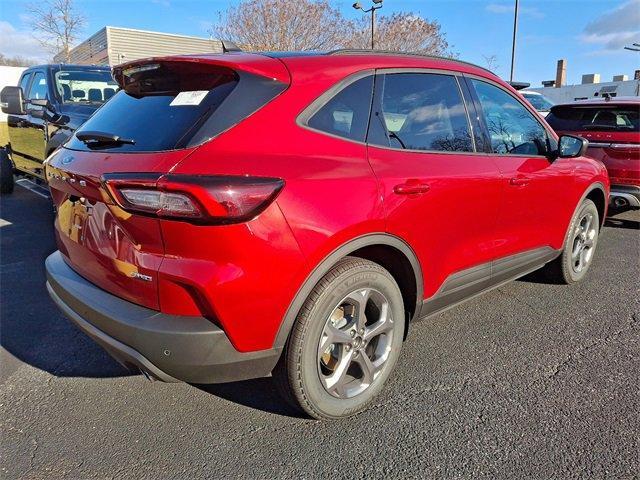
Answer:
xmin=56 ymin=27 xmax=223 ymax=66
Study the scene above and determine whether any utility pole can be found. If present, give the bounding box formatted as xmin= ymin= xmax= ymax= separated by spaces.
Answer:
xmin=353 ymin=0 xmax=384 ymax=50
xmin=510 ymin=0 xmax=519 ymax=82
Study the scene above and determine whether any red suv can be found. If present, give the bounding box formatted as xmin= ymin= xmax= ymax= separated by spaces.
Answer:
xmin=45 ymin=51 xmax=609 ymax=419
xmin=546 ymin=97 xmax=639 ymax=211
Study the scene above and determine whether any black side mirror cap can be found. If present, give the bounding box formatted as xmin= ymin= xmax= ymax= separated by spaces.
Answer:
xmin=557 ymin=134 xmax=588 ymax=159
xmin=0 ymin=86 xmax=26 ymax=115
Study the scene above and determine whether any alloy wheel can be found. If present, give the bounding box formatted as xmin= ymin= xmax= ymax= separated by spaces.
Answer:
xmin=570 ymin=211 xmax=597 ymax=274
xmin=317 ymin=288 xmax=395 ymax=399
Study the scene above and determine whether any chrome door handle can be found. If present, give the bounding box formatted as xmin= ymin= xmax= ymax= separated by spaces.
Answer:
xmin=393 ymin=180 xmax=431 ymax=195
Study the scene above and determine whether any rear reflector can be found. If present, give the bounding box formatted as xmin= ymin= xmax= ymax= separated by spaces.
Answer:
xmin=103 ymin=174 xmax=284 ymax=224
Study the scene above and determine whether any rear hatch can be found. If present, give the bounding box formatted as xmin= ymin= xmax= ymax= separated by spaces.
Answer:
xmin=47 ymin=55 xmax=289 ymax=310
xmin=546 ymin=102 xmax=640 ymax=184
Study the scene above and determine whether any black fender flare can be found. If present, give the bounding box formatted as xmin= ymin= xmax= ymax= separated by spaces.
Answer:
xmin=273 ymin=233 xmax=423 ymax=349
xmin=579 ymin=181 xmax=607 ymax=228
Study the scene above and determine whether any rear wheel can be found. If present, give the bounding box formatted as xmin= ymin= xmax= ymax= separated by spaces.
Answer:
xmin=275 ymin=257 xmax=405 ymax=420
xmin=543 ymin=199 xmax=600 ymax=284
xmin=0 ymin=149 xmax=14 ymax=194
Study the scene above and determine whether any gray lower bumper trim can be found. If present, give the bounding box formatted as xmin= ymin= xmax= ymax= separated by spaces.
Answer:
xmin=46 ymin=251 xmax=281 ymax=384
xmin=47 ymin=282 xmax=180 ymax=382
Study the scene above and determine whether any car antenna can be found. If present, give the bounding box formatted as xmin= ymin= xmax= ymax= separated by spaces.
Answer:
xmin=221 ymin=40 xmax=242 ymax=53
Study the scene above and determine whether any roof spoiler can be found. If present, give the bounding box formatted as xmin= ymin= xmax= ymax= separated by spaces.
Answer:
xmin=112 ymin=53 xmax=291 ymax=87
xmin=508 ymin=81 xmax=530 ymax=90
xmin=221 ymin=40 xmax=242 ymax=53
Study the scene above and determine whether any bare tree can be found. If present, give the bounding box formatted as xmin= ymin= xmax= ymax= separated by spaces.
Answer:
xmin=0 ymin=53 xmax=38 ymax=67
xmin=347 ymin=13 xmax=453 ymax=56
xmin=27 ymin=0 xmax=85 ymax=62
xmin=210 ymin=0 xmax=354 ymax=51
xmin=481 ymin=54 xmax=500 ymax=72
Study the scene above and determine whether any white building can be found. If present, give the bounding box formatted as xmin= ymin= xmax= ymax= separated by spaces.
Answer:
xmin=54 ymin=26 xmax=224 ymax=66
xmin=528 ymin=60 xmax=640 ymax=103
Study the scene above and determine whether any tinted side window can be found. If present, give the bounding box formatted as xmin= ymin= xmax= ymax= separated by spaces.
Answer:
xmin=19 ymin=74 xmax=32 ymax=94
xmin=307 ymin=75 xmax=374 ymax=142
xmin=28 ymin=72 xmax=48 ymax=100
xmin=372 ymin=73 xmax=473 ymax=152
xmin=472 ymin=79 xmax=550 ymax=156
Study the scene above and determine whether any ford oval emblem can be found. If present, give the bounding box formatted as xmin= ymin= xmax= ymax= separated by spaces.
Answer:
xmin=61 ymin=155 xmax=74 ymax=165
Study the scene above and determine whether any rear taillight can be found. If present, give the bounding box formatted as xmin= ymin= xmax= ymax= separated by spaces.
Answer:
xmin=103 ymin=174 xmax=284 ymax=224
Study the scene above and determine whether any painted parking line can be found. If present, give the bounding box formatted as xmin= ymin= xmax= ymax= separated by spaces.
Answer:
xmin=15 ymin=179 xmax=50 ymax=199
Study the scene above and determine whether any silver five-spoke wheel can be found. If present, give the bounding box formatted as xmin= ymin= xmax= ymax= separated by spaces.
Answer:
xmin=570 ymin=211 xmax=597 ymax=274
xmin=318 ymin=288 xmax=394 ymax=399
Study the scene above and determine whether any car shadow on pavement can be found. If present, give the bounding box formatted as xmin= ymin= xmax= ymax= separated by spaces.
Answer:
xmin=0 ymin=188 xmax=133 ymax=381
xmin=604 ymin=217 xmax=640 ymax=230
xmin=194 ymin=378 xmax=306 ymax=418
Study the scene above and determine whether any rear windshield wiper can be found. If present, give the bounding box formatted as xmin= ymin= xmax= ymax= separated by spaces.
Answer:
xmin=76 ymin=131 xmax=135 ymax=145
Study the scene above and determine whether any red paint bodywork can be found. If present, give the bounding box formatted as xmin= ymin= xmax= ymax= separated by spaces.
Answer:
xmin=47 ymin=53 xmax=609 ymax=353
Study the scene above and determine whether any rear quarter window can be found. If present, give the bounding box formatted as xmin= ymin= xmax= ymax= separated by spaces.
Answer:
xmin=305 ymin=75 xmax=374 ymax=142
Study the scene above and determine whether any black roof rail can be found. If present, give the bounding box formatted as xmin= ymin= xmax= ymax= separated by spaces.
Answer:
xmin=327 ymin=49 xmax=494 ymax=75
xmin=221 ymin=40 xmax=242 ymax=53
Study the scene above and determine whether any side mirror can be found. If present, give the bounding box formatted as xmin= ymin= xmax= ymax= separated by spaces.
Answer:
xmin=558 ymin=135 xmax=588 ymax=158
xmin=0 ymin=86 xmax=26 ymax=115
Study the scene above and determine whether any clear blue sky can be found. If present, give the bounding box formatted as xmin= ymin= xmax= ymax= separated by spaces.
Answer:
xmin=1 ymin=0 xmax=638 ymax=86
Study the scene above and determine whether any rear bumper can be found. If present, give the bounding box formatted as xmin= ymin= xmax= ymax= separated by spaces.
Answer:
xmin=610 ymin=185 xmax=640 ymax=209
xmin=45 ymin=251 xmax=281 ymax=384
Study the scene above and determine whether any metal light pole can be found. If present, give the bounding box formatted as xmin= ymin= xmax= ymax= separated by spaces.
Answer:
xmin=353 ymin=0 xmax=384 ymax=50
xmin=510 ymin=0 xmax=519 ymax=82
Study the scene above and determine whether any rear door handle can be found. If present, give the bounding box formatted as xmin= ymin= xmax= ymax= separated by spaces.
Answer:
xmin=509 ymin=176 xmax=531 ymax=187
xmin=393 ymin=180 xmax=431 ymax=195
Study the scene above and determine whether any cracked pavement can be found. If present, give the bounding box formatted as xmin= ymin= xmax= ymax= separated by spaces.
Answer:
xmin=1 ymin=187 xmax=639 ymax=479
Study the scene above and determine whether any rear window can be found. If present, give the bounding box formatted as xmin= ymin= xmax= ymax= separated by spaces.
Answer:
xmin=54 ymin=68 xmax=118 ymax=105
xmin=547 ymin=105 xmax=640 ymax=133
xmin=66 ymin=62 xmax=285 ymax=152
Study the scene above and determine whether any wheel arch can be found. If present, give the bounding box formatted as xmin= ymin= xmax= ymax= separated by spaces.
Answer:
xmin=273 ymin=233 xmax=423 ymax=349
xmin=584 ymin=183 xmax=607 ymax=228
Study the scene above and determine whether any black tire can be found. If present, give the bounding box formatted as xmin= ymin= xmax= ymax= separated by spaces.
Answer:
xmin=275 ymin=256 xmax=405 ymax=420
xmin=542 ymin=199 xmax=600 ymax=284
xmin=0 ymin=149 xmax=14 ymax=194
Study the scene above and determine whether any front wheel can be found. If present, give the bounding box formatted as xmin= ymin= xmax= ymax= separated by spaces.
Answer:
xmin=543 ymin=198 xmax=600 ymax=284
xmin=0 ymin=149 xmax=14 ymax=194
xmin=275 ymin=257 xmax=405 ymax=420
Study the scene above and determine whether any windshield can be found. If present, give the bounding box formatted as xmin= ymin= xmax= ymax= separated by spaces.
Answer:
xmin=547 ymin=105 xmax=640 ymax=133
xmin=523 ymin=92 xmax=555 ymax=111
xmin=54 ymin=69 xmax=119 ymax=105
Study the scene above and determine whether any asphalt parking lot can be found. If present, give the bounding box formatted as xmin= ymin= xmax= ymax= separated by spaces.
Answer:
xmin=1 ymin=183 xmax=638 ymax=479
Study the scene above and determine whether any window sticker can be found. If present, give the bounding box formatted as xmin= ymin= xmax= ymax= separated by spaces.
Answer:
xmin=170 ymin=91 xmax=209 ymax=106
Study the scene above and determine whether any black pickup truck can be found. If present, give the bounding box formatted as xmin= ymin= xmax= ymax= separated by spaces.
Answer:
xmin=0 ymin=64 xmax=117 ymax=193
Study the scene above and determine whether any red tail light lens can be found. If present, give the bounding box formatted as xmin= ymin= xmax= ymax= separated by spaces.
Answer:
xmin=103 ymin=174 xmax=284 ymax=224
